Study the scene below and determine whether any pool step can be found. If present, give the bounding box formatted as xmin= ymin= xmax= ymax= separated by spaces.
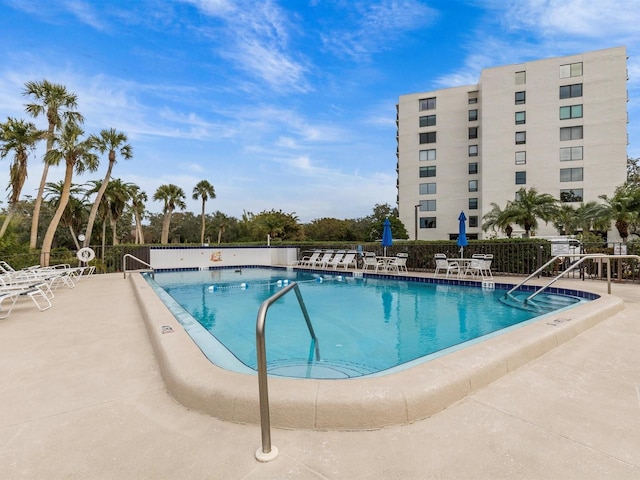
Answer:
xmin=267 ymin=358 xmax=377 ymax=379
xmin=501 ymin=292 xmax=579 ymax=313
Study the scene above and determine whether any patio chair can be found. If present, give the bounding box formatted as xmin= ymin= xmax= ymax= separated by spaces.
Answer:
xmin=362 ymin=252 xmax=383 ymax=272
xmin=434 ymin=254 xmax=459 ymax=278
xmin=463 ymin=257 xmax=485 ymax=278
xmin=481 ymin=254 xmax=493 ymax=278
xmin=336 ymin=251 xmax=357 ymax=270
xmin=386 ymin=253 xmax=408 ymax=274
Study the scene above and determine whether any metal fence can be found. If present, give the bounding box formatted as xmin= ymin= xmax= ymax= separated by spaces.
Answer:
xmin=3 ymin=240 xmax=639 ymax=283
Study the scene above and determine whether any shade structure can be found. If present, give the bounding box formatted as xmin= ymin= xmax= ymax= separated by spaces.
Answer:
xmin=381 ymin=218 xmax=393 ymax=256
xmin=457 ymin=211 xmax=468 ymax=257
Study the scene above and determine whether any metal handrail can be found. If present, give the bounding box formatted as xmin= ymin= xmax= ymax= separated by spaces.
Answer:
xmin=506 ymin=253 xmax=640 ymax=301
xmin=255 ymin=281 xmax=317 ymax=462
xmin=122 ymin=254 xmax=154 ymax=279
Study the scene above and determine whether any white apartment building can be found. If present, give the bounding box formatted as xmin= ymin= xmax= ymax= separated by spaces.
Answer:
xmin=396 ymin=46 xmax=629 ymax=241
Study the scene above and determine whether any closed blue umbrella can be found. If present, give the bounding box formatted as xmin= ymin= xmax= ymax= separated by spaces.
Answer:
xmin=457 ymin=211 xmax=468 ymax=257
xmin=381 ymin=218 xmax=393 ymax=256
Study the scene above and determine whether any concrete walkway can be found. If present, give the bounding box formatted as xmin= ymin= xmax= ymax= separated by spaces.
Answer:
xmin=0 ymin=272 xmax=639 ymax=479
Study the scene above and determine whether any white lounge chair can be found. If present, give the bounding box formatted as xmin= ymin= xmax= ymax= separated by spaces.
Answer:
xmin=313 ymin=250 xmax=335 ymax=268
xmin=297 ymin=250 xmax=322 ymax=267
xmin=336 ymin=251 xmax=357 ymax=270
xmin=434 ymin=254 xmax=459 ymax=278
xmin=0 ymin=282 xmax=53 ymax=314
xmin=325 ymin=250 xmax=346 ymax=269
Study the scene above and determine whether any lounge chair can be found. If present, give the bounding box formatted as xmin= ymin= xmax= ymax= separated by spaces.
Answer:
xmin=434 ymin=254 xmax=459 ymax=278
xmin=325 ymin=250 xmax=346 ymax=269
xmin=336 ymin=251 xmax=357 ymax=270
xmin=0 ymin=282 xmax=53 ymax=314
xmin=296 ymin=250 xmax=322 ymax=267
xmin=313 ymin=250 xmax=335 ymax=268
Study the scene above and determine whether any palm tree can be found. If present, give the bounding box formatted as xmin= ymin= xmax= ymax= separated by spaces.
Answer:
xmin=39 ymin=122 xmax=97 ymax=266
xmin=23 ymin=80 xmax=84 ymax=249
xmin=597 ymin=183 xmax=639 ymax=243
xmin=192 ymin=180 xmax=216 ymax=245
xmin=44 ymin=180 xmax=87 ymax=250
xmin=0 ymin=117 xmax=44 ymax=238
xmin=552 ymin=203 xmax=577 ymax=235
xmin=153 ymin=184 xmax=186 ymax=244
xmin=481 ymin=202 xmax=512 ymax=238
xmin=103 ymin=179 xmax=134 ymax=245
xmin=500 ymin=187 xmax=559 ymax=238
xmin=84 ymin=128 xmax=132 ymax=247
xmin=129 ymin=185 xmax=147 ymax=244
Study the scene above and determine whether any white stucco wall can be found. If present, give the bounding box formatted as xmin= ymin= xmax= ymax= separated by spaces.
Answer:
xmin=149 ymin=247 xmax=298 ymax=270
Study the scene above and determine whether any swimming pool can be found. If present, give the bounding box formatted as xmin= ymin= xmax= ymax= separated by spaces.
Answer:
xmin=147 ymin=267 xmax=585 ymax=379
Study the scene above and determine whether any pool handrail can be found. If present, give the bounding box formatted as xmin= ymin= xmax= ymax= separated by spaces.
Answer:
xmin=506 ymin=253 xmax=640 ymax=301
xmin=255 ymin=281 xmax=317 ymax=462
xmin=122 ymin=254 xmax=154 ymax=279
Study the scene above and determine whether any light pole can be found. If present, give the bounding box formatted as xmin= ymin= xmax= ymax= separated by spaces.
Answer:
xmin=414 ymin=204 xmax=421 ymax=241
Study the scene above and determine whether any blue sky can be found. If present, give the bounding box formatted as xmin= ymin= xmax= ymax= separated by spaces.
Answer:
xmin=1 ymin=0 xmax=639 ymax=222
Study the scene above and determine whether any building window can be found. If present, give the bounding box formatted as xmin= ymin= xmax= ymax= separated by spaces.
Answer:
xmin=469 ymin=216 xmax=478 ymax=228
xmin=560 ymin=146 xmax=583 ymax=161
xmin=420 ymin=199 xmax=437 ymax=211
xmin=560 ymin=104 xmax=583 ymax=120
xmin=515 ymin=71 xmax=526 ymax=85
xmin=468 ymin=109 xmax=478 ymax=121
xmin=419 ymin=115 xmax=436 ymax=127
xmin=469 ymin=162 xmax=478 ymax=174
xmin=560 ymin=126 xmax=583 ymax=141
xmin=419 ymin=97 xmax=436 ymax=111
xmin=560 ymin=189 xmax=583 ymax=202
xmin=515 ymin=171 xmax=526 ymax=184
xmin=560 ymin=83 xmax=583 ymax=99
xmin=468 ymin=127 xmax=478 ymax=139
xmin=468 ymin=97 xmax=478 ymax=104
xmin=560 ymin=167 xmax=583 ymax=182
xmin=419 ymin=149 xmax=436 ymax=161
xmin=419 ymin=182 xmax=436 ymax=194
xmin=515 ymin=111 xmax=526 ymax=125
xmin=560 ymin=62 xmax=583 ymax=78
xmin=420 ymin=217 xmax=437 ymax=228
xmin=468 ymin=145 xmax=478 ymax=157
xmin=515 ymin=91 xmax=526 ymax=104
xmin=469 ymin=198 xmax=478 ymax=210
xmin=468 ymin=180 xmax=478 ymax=192
xmin=515 ymin=131 xmax=526 ymax=144
xmin=419 ymin=166 xmax=436 ymax=177
xmin=419 ymin=132 xmax=436 ymax=144
xmin=515 ymin=151 xmax=526 ymax=165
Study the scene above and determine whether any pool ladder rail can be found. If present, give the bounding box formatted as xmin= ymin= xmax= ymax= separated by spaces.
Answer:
xmin=122 ymin=254 xmax=155 ymax=279
xmin=255 ymin=281 xmax=318 ymax=462
xmin=505 ymin=253 xmax=640 ymax=304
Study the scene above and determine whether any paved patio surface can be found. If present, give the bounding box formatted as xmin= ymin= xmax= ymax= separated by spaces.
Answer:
xmin=1 ymin=271 xmax=639 ymax=479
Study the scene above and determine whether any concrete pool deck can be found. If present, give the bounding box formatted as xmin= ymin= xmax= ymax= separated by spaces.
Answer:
xmin=1 ymin=271 xmax=639 ymax=478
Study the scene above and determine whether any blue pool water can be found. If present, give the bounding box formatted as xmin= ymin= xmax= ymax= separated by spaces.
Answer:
xmin=147 ymin=268 xmax=585 ymax=379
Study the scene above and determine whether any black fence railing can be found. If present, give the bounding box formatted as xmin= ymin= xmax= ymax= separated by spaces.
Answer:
xmin=3 ymin=240 xmax=638 ymax=283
